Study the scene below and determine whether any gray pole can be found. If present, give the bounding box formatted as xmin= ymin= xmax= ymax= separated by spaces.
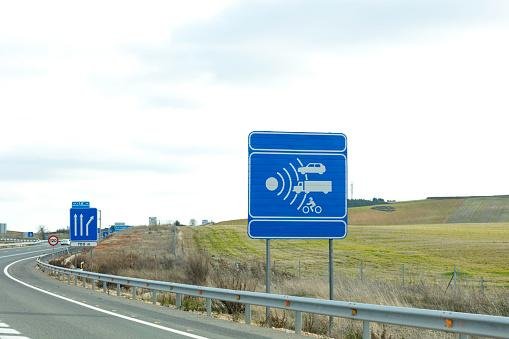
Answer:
xmin=266 ymin=239 xmax=271 ymax=327
xmin=99 ymin=209 xmax=102 ymax=241
xmin=328 ymin=239 xmax=334 ymax=336
xmin=172 ymin=225 xmax=177 ymax=257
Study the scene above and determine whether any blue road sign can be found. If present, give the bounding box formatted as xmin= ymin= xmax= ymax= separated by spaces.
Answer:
xmin=72 ymin=201 xmax=90 ymax=209
xmin=70 ymin=207 xmax=98 ymax=245
xmin=248 ymin=131 xmax=347 ymax=239
xmin=102 ymin=230 xmax=109 ymax=238
xmin=27 ymin=232 xmax=34 ymax=238
xmin=110 ymin=225 xmax=130 ymax=233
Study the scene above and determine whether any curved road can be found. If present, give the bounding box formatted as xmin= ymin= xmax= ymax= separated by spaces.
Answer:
xmin=0 ymin=245 xmax=302 ymax=339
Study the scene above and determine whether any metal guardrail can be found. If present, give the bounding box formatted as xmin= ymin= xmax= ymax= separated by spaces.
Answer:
xmin=0 ymin=240 xmax=41 ymax=248
xmin=37 ymin=250 xmax=509 ymax=339
xmin=0 ymin=238 xmax=39 ymax=243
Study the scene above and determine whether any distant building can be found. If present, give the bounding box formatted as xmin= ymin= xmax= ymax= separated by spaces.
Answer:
xmin=201 ymin=220 xmax=209 ymax=225
xmin=149 ymin=217 xmax=158 ymax=226
xmin=0 ymin=223 xmax=6 ymax=234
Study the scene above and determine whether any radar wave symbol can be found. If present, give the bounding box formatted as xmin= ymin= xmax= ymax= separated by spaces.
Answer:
xmin=265 ymin=161 xmax=300 ymax=205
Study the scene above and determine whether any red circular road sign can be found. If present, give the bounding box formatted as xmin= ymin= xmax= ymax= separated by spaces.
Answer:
xmin=48 ymin=235 xmax=59 ymax=246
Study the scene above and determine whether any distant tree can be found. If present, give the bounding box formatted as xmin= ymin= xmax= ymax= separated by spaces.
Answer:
xmin=37 ymin=225 xmax=46 ymax=239
xmin=55 ymin=227 xmax=69 ymax=234
xmin=189 ymin=219 xmax=196 ymax=226
xmin=348 ymin=198 xmax=387 ymax=208
xmin=174 ymin=220 xmax=181 ymax=226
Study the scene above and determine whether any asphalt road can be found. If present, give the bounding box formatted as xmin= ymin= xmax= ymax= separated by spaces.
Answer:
xmin=0 ymin=245 xmax=303 ymax=339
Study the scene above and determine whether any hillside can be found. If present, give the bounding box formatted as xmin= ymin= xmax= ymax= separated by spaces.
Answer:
xmin=219 ymin=197 xmax=509 ymax=226
xmin=349 ymin=196 xmax=509 ymax=225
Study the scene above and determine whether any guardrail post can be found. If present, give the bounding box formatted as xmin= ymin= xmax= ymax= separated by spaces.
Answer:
xmin=74 ymin=274 xmax=77 ymax=286
xmin=152 ymin=290 xmax=157 ymax=305
xmin=294 ymin=311 xmax=302 ymax=335
xmin=459 ymin=334 xmax=471 ymax=339
xmin=206 ymin=298 xmax=212 ymax=316
xmin=244 ymin=304 xmax=251 ymax=325
xmin=362 ymin=320 xmax=370 ymax=339
xmin=67 ymin=273 xmax=71 ymax=285
xmin=176 ymin=293 xmax=182 ymax=309
xmin=116 ymin=283 xmax=121 ymax=296
xmin=92 ymin=280 xmax=96 ymax=291
xmin=131 ymin=286 xmax=137 ymax=300
xmin=103 ymin=281 xmax=107 ymax=294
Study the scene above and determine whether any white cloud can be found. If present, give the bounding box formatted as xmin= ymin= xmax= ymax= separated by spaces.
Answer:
xmin=1 ymin=1 xmax=508 ymax=231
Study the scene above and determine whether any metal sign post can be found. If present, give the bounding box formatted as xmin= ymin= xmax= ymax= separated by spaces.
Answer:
xmin=248 ymin=131 xmax=348 ymax=332
xmin=266 ymin=239 xmax=271 ymax=326
xmin=329 ymin=238 xmax=334 ymax=335
xmin=48 ymin=235 xmax=59 ymax=259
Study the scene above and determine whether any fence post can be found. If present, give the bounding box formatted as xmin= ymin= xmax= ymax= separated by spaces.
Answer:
xmin=298 ymin=260 xmax=301 ymax=279
xmin=244 ymin=304 xmax=251 ymax=325
xmin=206 ymin=298 xmax=212 ymax=316
xmin=480 ymin=277 xmax=485 ymax=295
xmin=359 ymin=261 xmax=364 ymax=281
xmin=453 ymin=265 xmax=457 ymax=289
xmin=362 ymin=321 xmax=371 ymax=339
xmin=176 ymin=293 xmax=182 ymax=309
xmin=117 ymin=283 xmax=121 ymax=296
xmin=295 ymin=311 xmax=302 ymax=335
xmin=401 ymin=264 xmax=405 ymax=286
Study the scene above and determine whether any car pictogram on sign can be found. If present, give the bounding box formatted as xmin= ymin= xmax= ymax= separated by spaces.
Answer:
xmin=297 ymin=163 xmax=326 ymax=175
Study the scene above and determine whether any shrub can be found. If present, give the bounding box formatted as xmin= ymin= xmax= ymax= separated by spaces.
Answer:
xmin=183 ymin=251 xmax=210 ymax=285
xmin=209 ymin=259 xmax=259 ymax=315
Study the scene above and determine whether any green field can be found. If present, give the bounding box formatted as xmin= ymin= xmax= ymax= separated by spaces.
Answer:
xmin=190 ymin=221 xmax=509 ymax=286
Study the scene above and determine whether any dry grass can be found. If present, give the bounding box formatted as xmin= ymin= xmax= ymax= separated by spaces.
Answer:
xmin=49 ymin=222 xmax=509 ymax=338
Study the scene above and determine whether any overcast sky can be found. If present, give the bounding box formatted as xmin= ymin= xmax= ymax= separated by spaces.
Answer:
xmin=1 ymin=0 xmax=509 ymax=232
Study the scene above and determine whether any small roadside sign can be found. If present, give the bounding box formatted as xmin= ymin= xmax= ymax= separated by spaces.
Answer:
xmin=48 ymin=235 xmax=59 ymax=246
xmin=72 ymin=201 xmax=90 ymax=209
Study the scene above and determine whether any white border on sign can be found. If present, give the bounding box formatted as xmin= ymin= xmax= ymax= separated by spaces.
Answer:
xmin=247 ymin=219 xmax=347 ymax=239
xmin=248 ymin=152 xmax=347 ymax=219
xmin=70 ymin=241 xmax=97 ymax=247
xmin=249 ymin=131 xmax=347 ymax=153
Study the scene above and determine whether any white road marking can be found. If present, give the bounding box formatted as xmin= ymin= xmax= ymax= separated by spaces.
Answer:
xmin=4 ymin=256 xmax=209 ymax=339
xmin=0 ymin=321 xmax=30 ymax=338
xmin=0 ymin=249 xmax=51 ymax=259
